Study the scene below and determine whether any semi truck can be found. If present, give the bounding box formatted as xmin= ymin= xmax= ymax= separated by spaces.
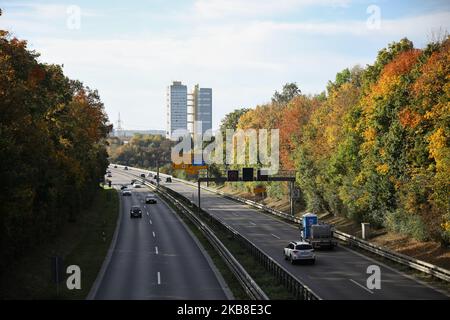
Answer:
xmin=299 ymin=213 xmax=337 ymax=249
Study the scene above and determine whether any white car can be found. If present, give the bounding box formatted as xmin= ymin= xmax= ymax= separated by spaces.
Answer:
xmin=284 ymin=241 xmax=315 ymax=264
xmin=122 ymin=190 xmax=132 ymax=196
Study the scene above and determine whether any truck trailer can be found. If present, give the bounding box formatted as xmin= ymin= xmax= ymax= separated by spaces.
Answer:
xmin=299 ymin=213 xmax=337 ymax=249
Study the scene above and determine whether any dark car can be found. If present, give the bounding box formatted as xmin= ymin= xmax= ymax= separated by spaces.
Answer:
xmin=145 ymin=196 xmax=157 ymax=204
xmin=165 ymin=177 xmax=172 ymax=183
xmin=124 ymin=166 xmax=128 ymax=170
xmin=120 ymin=185 xmax=128 ymax=190
xmin=114 ymin=165 xmax=118 ymax=168
xmin=130 ymin=206 xmax=142 ymax=218
xmin=140 ymin=173 xmax=145 ymax=178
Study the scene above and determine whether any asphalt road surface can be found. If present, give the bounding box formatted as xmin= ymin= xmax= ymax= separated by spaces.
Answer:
xmin=91 ymin=169 xmax=230 ymax=300
xmin=124 ymin=166 xmax=449 ymax=300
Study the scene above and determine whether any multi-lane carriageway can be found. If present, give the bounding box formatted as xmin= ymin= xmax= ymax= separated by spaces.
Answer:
xmin=90 ymin=170 xmax=232 ymax=300
xmin=101 ymin=165 xmax=449 ymax=300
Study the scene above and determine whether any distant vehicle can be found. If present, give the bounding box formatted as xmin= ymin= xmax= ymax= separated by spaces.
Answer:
xmin=140 ymin=173 xmax=145 ymax=178
xmin=147 ymin=173 xmax=153 ymax=178
xmin=120 ymin=185 xmax=128 ymax=190
xmin=165 ymin=177 xmax=172 ymax=183
xmin=122 ymin=190 xmax=132 ymax=196
xmin=107 ymin=173 xmax=112 ymax=178
xmin=145 ymin=196 xmax=157 ymax=204
xmin=284 ymin=241 xmax=315 ymax=264
xmin=299 ymin=213 xmax=337 ymax=249
xmin=124 ymin=166 xmax=128 ymax=170
xmin=130 ymin=206 xmax=142 ymax=218
xmin=114 ymin=165 xmax=118 ymax=168
xmin=133 ymin=184 xmax=142 ymax=188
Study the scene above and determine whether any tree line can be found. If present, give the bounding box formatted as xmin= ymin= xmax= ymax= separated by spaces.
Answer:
xmin=108 ymin=134 xmax=173 ymax=172
xmin=0 ymin=30 xmax=111 ymax=271
xmin=222 ymin=37 xmax=449 ymax=244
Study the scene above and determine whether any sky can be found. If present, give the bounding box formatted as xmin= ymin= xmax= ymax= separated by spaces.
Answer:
xmin=0 ymin=0 xmax=449 ymax=131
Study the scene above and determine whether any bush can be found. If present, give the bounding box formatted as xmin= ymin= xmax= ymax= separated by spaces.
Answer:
xmin=384 ymin=209 xmax=429 ymax=241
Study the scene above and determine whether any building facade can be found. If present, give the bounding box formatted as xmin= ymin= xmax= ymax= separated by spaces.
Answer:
xmin=167 ymin=81 xmax=212 ymax=139
xmin=189 ymin=85 xmax=212 ymax=136
xmin=166 ymin=81 xmax=187 ymax=139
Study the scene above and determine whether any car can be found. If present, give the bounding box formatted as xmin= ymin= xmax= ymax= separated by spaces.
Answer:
xmin=165 ymin=177 xmax=172 ymax=183
xmin=107 ymin=173 xmax=112 ymax=177
xmin=130 ymin=206 xmax=142 ymax=218
xmin=140 ymin=173 xmax=145 ymax=178
xmin=147 ymin=173 xmax=153 ymax=178
xmin=124 ymin=166 xmax=128 ymax=170
xmin=114 ymin=165 xmax=118 ymax=168
xmin=145 ymin=196 xmax=157 ymax=204
xmin=133 ymin=184 xmax=142 ymax=188
xmin=283 ymin=241 xmax=315 ymax=265
xmin=122 ymin=190 xmax=132 ymax=196
xmin=106 ymin=170 xmax=111 ymax=174
xmin=120 ymin=185 xmax=128 ymax=190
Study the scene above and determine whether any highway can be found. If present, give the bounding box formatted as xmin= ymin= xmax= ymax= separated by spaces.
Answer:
xmin=90 ymin=169 xmax=231 ymax=300
xmin=124 ymin=166 xmax=449 ymax=300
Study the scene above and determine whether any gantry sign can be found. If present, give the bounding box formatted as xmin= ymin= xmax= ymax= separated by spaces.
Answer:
xmin=195 ymin=168 xmax=297 ymax=215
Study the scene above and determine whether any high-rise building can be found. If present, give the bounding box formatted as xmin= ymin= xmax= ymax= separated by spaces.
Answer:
xmin=166 ymin=81 xmax=187 ymax=139
xmin=189 ymin=84 xmax=212 ymax=136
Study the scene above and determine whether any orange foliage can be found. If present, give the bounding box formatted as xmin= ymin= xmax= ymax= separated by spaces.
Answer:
xmin=398 ymin=108 xmax=422 ymax=128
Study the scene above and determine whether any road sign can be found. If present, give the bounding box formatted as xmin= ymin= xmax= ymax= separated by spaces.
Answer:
xmin=173 ymin=163 xmax=208 ymax=175
xmin=253 ymin=186 xmax=266 ymax=194
xmin=257 ymin=169 xmax=268 ymax=181
xmin=242 ymin=168 xmax=254 ymax=181
xmin=227 ymin=170 xmax=239 ymax=181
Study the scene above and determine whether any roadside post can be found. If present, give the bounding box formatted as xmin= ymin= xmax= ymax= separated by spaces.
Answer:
xmin=51 ymin=256 xmax=64 ymax=297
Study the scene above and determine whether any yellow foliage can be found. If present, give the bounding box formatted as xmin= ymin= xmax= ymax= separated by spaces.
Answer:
xmin=376 ymin=163 xmax=389 ymax=175
xmin=428 ymin=128 xmax=447 ymax=170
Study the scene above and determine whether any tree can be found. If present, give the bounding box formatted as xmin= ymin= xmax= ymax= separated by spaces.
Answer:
xmin=271 ymin=82 xmax=301 ymax=105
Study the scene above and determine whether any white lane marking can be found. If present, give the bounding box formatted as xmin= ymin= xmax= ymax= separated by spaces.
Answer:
xmin=249 ymin=221 xmax=257 ymax=226
xmin=157 ymin=272 xmax=161 ymax=285
xmin=155 ymin=246 xmax=158 ymax=255
xmin=271 ymin=233 xmax=280 ymax=239
xmin=149 ymin=219 xmax=152 ymax=224
xmin=152 ymin=232 xmax=156 ymax=238
xmin=349 ymin=279 xmax=373 ymax=294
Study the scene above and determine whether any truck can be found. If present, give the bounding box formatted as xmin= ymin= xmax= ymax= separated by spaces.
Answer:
xmin=299 ymin=213 xmax=337 ymax=249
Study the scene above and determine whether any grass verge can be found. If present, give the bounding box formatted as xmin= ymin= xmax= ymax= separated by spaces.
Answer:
xmin=0 ymin=185 xmax=119 ymax=299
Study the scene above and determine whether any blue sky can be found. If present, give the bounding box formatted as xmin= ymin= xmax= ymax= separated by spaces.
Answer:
xmin=1 ymin=0 xmax=449 ymax=130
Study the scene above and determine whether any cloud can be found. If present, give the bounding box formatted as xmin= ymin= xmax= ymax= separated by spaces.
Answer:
xmin=242 ymin=11 xmax=450 ymax=37
xmin=193 ymin=0 xmax=351 ymax=19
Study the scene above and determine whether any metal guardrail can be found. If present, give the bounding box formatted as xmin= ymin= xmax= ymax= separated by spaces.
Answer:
xmin=134 ymin=175 xmax=269 ymax=300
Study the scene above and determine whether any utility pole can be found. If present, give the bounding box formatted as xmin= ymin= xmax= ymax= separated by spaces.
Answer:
xmin=117 ymin=112 xmax=124 ymax=138
xmin=156 ymin=160 xmax=160 ymax=188
xmin=289 ymin=181 xmax=294 ymax=216
xmin=198 ymin=180 xmax=201 ymax=212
